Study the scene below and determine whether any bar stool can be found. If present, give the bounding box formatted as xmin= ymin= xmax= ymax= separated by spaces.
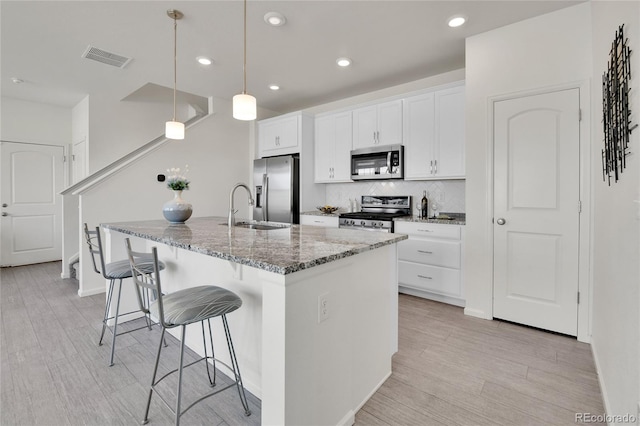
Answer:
xmin=125 ymin=238 xmax=251 ymax=426
xmin=83 ymin=224 xmax=165 ymax=366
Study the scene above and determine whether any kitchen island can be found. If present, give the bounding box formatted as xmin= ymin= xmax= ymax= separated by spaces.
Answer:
xmin=101 ymin=217 xmax=406 ymax=426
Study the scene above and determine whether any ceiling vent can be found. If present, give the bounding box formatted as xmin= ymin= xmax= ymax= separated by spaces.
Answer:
xmin=82 ymin=45 xmax=132 ymax=69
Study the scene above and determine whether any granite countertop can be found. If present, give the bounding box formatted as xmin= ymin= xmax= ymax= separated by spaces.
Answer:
xmin=395 ymin=216 xmax=466 ymax=226
xmin=102 ymin=217 xmax=407 ymax=275
xmin=300 ymin=210 xmax=341 ymax=217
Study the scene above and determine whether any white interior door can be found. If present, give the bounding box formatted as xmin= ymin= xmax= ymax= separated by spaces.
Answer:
xmin=1 ymin=141 xmax=64 ymax=266
xmin=493 ymin=88 xmax=580 ymax=336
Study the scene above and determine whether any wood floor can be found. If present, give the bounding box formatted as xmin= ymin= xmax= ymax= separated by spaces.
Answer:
xmin=1 ymin=262 xmax=604 ymax=425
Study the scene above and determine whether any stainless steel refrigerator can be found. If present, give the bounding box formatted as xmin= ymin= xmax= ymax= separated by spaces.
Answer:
xmin=253 ymin=155 xmax=300 ymax=224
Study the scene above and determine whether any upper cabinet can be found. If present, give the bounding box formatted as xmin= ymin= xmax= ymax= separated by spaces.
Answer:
xmin=404 ymin=84 xmax=465 ymax=180
xmin=258 ymin=113 xmax=301 ymax=158
xmin=315 ymin=111 xmax=352 ymax=183
xmin=352 ymin=100 xmax=403 ymax=149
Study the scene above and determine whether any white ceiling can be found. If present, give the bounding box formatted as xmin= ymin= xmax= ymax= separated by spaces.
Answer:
xmin=2 ymin=1 xmax=583 ymax=114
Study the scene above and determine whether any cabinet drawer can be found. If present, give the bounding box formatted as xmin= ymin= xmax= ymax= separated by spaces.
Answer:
xmin=395 ymin=222 xmax=461 ymax=239
xmin=398 ymin=262 xmax=461 ymax=298
xmin=300 ymin=215 xmax=339 ymax=228
xmin=398 ymin=239 xmax=460 ymax=268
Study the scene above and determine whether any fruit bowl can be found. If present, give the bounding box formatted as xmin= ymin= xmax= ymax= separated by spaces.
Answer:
xmin=317 ymin=205 xmax=339 ymax=214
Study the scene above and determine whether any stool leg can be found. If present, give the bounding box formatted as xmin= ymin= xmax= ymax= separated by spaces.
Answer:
xmin=98 ymin=279 xmax=116 ymax=346
xmin=201 ymin=319 xmax=216 ymax=387
xmin=143 ymin=327 xmax=165 ymax=425
xmin=175 ymin=325 xmax=187 ymax=426
xmin=108 ymin=278 xmax=124 ymax=367
xmin=222 ymin=315 xmax=251 ymax=416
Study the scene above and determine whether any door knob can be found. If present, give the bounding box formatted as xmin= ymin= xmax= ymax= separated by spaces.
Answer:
xmin=2 ymin=212 xmax=8 ymax=217
xmin=1 ymin=203 xmax=7 ymax=208
xmin=496 ymin=218 xmax=506 ymax=225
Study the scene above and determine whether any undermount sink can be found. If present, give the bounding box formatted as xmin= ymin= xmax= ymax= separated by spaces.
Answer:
xmin=222 ymin=221 xmax=291 ymax=231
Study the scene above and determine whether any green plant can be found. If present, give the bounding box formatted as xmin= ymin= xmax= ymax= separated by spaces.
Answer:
xmin=166 ymin=166 xmax=190 ymax=191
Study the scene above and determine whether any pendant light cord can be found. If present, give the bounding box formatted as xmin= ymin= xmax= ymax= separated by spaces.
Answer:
xmin=243 ymin=0 xmax=247 ymax=95
xmin=173 ymin=16 xmax=177 ymax=121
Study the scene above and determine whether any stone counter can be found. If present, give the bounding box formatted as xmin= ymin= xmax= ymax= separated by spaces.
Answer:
xmin=102 ymin=216 xmax=406 ymax=275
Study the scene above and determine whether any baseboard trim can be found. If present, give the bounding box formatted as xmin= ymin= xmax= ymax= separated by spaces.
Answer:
xmin=590 ymin=337 xmax=612 ymax=420
xmin=337 ymin=409 xmax=355 ymax=426
xmin=78 ymin=287 xmax=105 ymax=297
xmin=464 ymin=307 xmax=492 ymax=320
xmin=354 ymin=370 xmax=392 ymax=415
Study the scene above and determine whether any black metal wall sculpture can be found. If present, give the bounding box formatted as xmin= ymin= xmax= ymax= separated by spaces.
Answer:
xmin=602 ymin=24 xmax=637 ymax=185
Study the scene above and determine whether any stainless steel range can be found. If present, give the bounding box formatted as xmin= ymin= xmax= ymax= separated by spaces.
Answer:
xmin=338 ymin=195 xmax=411 ymax=233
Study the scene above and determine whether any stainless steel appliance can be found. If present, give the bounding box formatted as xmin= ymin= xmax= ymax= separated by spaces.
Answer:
xmin=339 ymin=195 xmax=411 ymax=233
xmin=350 ymin=144 xmax=404 ymax=180
xmin=253 ymin=155 xmax=300 ymax=224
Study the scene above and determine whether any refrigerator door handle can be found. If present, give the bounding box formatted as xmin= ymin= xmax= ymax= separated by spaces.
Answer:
xmin=262 ymin=173 xmax=269 ymax=221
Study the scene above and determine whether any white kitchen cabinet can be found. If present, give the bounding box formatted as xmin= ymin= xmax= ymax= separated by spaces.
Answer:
xmin=258 ymin=112 xmax=301 ymax=157
xmin=403 ymin=84 xmax=465 ymax=179
xmin=300 ymin=214 xmax=339 ymax=228
xmin=314 ymin=111 xmax=352 ymax=183
xmin=395 ymin=221 xmax=465 ymax=307
xmin=352 ymin=100 xmax=402 ymax=149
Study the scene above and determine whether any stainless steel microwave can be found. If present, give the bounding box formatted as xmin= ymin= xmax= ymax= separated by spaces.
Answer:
xmin=350 ymin=144 xmax=404 ymax=180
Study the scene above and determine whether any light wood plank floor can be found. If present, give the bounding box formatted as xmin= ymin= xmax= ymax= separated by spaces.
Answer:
xmin=1 ymin=262 xmax=604 ymax=425
xmin=355 ymin=292 xmax=605 ymax=426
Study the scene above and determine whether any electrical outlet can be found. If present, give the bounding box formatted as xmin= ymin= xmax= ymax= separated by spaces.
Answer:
xmin=318 ymin=293 xmax=329 ymax=323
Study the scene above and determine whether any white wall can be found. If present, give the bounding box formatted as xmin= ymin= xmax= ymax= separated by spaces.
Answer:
xmin=0 ymin=97 xmax=71 ymax=146
xmin=464 ymin=3 xmax=592 ymax=321
xmin=79 ymin=97 xmax=252 ymax=295
xmin=589 ymin=2 xmax=640 ymax=422
xmin=86 ymin=93 xmax=181 ymax=172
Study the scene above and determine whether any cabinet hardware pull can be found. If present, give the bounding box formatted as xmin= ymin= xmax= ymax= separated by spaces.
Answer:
xmin=417 ymin=275 xmax=432 ymax=280
xmin=417 ymin=250 xmax=433 ymax=254
xmin=417 ymin=229 xmax=433 ymax=232
xmin=430 ymin=160 xmax=433 ymax=174
xmin=434 ymin=160 xmax=438 ymax=174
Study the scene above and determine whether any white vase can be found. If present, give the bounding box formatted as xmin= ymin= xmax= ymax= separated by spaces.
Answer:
xmin=162 ymin=190 xmax=193 ymax=224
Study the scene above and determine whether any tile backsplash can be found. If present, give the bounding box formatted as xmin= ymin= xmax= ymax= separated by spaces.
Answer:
xmin=325 ymin=180 xmax=465 ymax=215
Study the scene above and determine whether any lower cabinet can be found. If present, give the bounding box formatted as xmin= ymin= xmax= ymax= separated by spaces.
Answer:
xmin=300 ymin=215 xmax=339 ymax=228
xmin=395 ymin=221 xmax=464 ymax=306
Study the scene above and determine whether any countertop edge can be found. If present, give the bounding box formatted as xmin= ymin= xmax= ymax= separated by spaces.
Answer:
xmin=102 ymin=222 xmax=407 ymax=275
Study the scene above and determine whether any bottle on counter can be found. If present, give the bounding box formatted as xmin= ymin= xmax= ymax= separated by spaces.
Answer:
xmin=421 ymin=191 xmax=429 ymax=219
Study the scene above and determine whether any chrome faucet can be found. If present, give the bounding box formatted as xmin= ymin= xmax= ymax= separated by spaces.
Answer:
xmin=228 ymin=183 xmax=255 ymax=228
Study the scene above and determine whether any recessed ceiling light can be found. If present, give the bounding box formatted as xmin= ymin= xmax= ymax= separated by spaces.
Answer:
xmin=11 ymin=77 xmax=24 ymax=84
xmin=448 ymin=15 xmax=466 ymax=28
xmin=269 ymin=84 xmax=280 ymax=91
xmin=264 ymin=12 xmax=286 ymax=26
xmin=196 ymin=56 xmax=212 ymax=65
xmin=336 ymin=57 xmax=352 ymax=67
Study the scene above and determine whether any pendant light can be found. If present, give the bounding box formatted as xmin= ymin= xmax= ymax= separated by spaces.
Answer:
xmin=233 ymin=0 xmax=257 ymax=121
xmin=166 ymin=9 xmax=185 ymax=140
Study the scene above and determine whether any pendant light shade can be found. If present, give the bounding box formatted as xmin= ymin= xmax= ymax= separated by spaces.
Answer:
xmin=233 ymin=0 xmax=257 ymax=121
xmin=165 ymin=120 xmax=185 ymax=139
xmin=166 ymin=9 xmax=184 ymax=140
xmin=233 ymin=93 xmax=257 ymax=121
